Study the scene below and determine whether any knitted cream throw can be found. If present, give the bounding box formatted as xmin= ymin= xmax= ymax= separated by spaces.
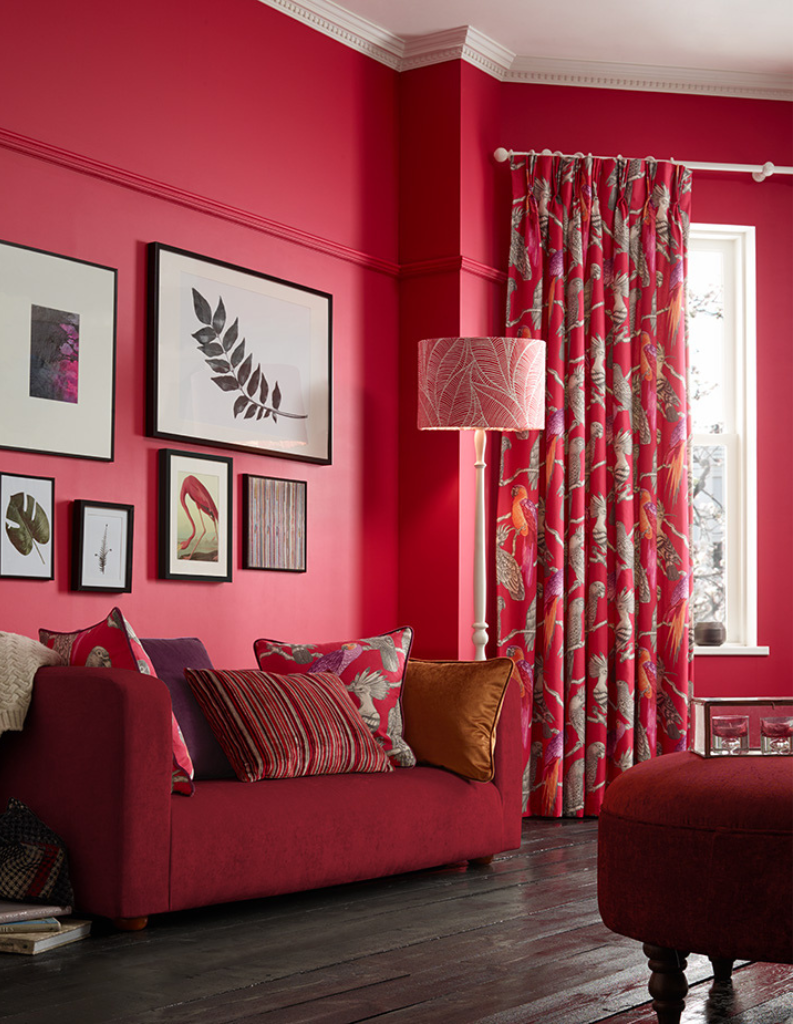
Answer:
xmin=0 ymin=633 xmax=64 ymax=735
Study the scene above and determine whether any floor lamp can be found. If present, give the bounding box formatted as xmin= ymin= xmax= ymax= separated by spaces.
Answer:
xmin=418 ymin=337 xmax=546 ymax=661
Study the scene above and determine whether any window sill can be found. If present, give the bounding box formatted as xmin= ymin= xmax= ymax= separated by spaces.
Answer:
xmin=694 ymin=645 xmax=770 ymax=656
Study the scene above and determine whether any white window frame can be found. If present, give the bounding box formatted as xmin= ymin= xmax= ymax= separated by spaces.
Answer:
xmin=689 ymin=224 xmax=767 ymax=655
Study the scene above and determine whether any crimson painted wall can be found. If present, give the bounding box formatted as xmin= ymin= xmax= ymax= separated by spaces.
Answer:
xmin=1 ymin=2 xmax=790 ymax=699
xmin=0 ymin=0 xmax=401 ymax=665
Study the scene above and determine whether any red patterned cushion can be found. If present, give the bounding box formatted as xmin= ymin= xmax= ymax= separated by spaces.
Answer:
xmin=39 ymin=608 xmax=194 ymax=795
xmin=184 ymin=669 xmax=393 ymax=782
xmin=252 ymin=628 xmax=415 ymax=767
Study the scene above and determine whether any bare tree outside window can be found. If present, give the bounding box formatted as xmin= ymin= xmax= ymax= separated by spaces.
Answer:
xmin=689 ymin=273 xmax=726 ymax=627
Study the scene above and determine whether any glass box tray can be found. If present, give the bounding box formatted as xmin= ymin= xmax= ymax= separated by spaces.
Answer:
xmin=691 ymin=697 xmax=793 ymax=757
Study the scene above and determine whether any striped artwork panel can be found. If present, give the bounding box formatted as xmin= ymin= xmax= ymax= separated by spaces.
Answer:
xmin=243 ymin=475 xmax=307 ymax=571
xmin=184 ymin=669 xmax=393 ymax=781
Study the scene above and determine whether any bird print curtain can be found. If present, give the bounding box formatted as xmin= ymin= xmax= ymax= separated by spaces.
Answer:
xmin=496 ymin=153 xmax=694 ymax=817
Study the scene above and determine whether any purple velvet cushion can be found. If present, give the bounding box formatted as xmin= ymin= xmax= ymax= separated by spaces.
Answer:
xmin=141 ymin=638 xmax=234 ymax=780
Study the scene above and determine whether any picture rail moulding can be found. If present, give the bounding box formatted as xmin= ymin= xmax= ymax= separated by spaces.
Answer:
xmin=0 ymin=127 xmax=400 ymax=278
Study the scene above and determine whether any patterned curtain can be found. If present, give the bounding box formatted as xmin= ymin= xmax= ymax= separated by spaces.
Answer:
xmin=496 ymin=153 xmax=694 ymax=817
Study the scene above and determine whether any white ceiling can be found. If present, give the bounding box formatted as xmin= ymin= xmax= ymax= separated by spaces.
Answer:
xmin=333 ymin=0 xmax=793 ymax=77
xmin=261 ymin=0 xmax=793 ymax=99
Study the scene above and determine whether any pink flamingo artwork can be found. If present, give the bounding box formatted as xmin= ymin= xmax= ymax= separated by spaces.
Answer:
xmin=178 ymin=475 xmax=219 ymax=561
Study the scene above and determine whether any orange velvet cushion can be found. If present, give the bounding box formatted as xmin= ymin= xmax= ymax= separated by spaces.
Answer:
xmin=401 ymin=658 xmax=513 ymax=782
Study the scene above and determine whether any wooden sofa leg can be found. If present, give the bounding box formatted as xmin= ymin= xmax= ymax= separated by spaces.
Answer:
xmin=643 ymin=943 xmax=689 ymax=1024
xmin=469 ymin=855 xmax=494 ymax=866
xmin=709 ymin=957 xmax=734 ymax=984
xmin=112 ymin=916 xmax=149 ymax=931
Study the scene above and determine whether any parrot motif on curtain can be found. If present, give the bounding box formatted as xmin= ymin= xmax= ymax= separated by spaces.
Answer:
xmin=496 ymin=153 xmax=694 ymax=817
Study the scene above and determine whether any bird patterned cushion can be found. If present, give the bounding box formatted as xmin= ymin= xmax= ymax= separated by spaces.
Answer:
xmin=185 ymin=669 xmax=392 ymax=782
xmin=39 ymin=608 xmax=194 ymax=795
xmin=253 ymin=627 xmax=416 ymax=767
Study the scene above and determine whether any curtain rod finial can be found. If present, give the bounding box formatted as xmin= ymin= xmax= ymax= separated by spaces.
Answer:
xmin=494 ymin=147 xmax=510 ymax=163
xmin=752 ymin=161 xmax=774 ymax=182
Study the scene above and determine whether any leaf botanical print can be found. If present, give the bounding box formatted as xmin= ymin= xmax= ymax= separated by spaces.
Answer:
xmin=5 ymin=491 xmax=50 ymax=563
xmin=191 ymin=289 xmax=308 ymax=425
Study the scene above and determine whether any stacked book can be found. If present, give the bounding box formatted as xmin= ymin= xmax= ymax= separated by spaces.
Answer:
xmin=0 ymin=900 xmax=91 ymax=955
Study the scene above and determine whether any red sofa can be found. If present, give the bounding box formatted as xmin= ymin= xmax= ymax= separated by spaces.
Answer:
xmin=0 ymin=666 xmax=522 ymax=927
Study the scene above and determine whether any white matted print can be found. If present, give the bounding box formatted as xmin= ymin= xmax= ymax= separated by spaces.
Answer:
xmin=159 ymin=449 xmax=232 ymax=582
xmin=72 ymin=500 xmax=133 ymax=592
xmin=0 ymin=239 xmax=117 ymax=460
xmin=0 ymin=473 xmax=54 ymax=580
xmin=149 ymin=244 xmax=332 ymax=464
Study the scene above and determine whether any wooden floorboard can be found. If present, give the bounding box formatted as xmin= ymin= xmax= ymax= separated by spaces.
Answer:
xmin=0 ymin=819 xmax=789 ymax=1024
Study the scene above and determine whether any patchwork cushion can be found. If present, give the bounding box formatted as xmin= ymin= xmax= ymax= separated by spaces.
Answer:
xmin=253 ymin=627 xmax=415 ymax=767
xmin=141 ymin=638 xmax=234 ymax=780
xmin=401 ymin=659 xmax=514 ymax=782
xmin=185 ymin=669 xmax=393 ymax=782
xmin=39 ymin=609 xmax=194 ymax=795
xmin=0 ymin=797 xmax=73 ymax=906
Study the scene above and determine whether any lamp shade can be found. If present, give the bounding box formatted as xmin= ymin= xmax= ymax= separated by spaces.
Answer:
xmin=417 ymin=337 xmax=545 ymax=431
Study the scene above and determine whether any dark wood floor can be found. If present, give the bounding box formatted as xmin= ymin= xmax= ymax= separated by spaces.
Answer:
xmin=0 ymin=819 xmax=790 ymax=1024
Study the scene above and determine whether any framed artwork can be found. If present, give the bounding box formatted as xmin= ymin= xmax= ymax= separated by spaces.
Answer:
xmin=159 ymin=448 xmax=233 ymax=582
xmin=0 ymin=473 xmax=54 ymax=580
xmin=243 ymin=475 xmax=307 ymax=572
xmin=71 ymin=500 xmax=134 ymax=592
xmin=0 ymin=239 xmax=117 ymax=461
xmin=148 ymin=243 xmax=332 ymax=464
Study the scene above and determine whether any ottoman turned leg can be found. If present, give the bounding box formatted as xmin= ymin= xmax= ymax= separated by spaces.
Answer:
xmin=643 ymin=943 xmax=689 ymax=1024
xmin=709 ymin=956 xmax=734 ymax=983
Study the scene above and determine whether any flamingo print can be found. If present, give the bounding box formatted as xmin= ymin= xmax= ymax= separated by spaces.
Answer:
xmin=179 ymin=475 xmax=219 ymax=560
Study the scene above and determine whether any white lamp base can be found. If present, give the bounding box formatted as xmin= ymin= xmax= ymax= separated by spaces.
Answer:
xmin=473 ymin=428 xmax=488 ymax=661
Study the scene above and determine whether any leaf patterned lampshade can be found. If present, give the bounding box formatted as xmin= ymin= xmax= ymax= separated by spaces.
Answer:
xmin=417 ymin=337 xmax=545 ymax=431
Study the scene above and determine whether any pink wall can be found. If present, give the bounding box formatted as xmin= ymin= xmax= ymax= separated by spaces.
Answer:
xmin=0 ymin=0 xmax=401 ymax=665
xmin=1 ymin=2 xmax=790 ymax=698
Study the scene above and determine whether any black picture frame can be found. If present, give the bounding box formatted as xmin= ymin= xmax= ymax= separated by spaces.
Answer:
xmin=0 ymin=472 xmax=55 ymax=580
xmin=71 ymin=500 xmax=134 ymax=592
xmin=243 ymin=475 xmax=307 ymax=572
xmin=0 ymin=238 xmax=117 ymax=461
xmin=148 ymin=243 xmax=332 ymax=464
xmin=159 ymin=448 xmax=233 ymax=582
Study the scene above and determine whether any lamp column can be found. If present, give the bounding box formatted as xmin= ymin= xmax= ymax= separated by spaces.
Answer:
xmin=472 ymin=427 xmax=488 ymax=661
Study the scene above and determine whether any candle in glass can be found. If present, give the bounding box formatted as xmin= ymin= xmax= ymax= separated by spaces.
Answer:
xmin=711 ymin=715 xmax=749 ymax=755
xmin=760 ymin=716 xmax=793 ymax=755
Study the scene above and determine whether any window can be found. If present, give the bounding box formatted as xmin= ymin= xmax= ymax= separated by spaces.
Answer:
xmin=688 ymin=225 xmax=763 ymax=652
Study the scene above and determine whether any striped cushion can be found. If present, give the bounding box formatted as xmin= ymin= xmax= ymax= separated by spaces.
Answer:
xmin=184 ymin=669 xmax=393 ymax=782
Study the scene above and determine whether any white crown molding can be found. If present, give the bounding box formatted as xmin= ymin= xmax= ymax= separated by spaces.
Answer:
xmin=401 ymin=26 xmax=515 ymax=80
xmin=257 ymin=0 xmax=793 ymax=100
xmin=259 ymin=0 xmax=404 ymax=68
xmin=506 ymin=56 xmax=793 ymax=102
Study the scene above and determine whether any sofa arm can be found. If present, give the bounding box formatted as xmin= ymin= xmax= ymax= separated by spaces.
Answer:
xmin=0 ymin=666 xmax=173 ymax=920
xmin=401 ymin=659 xmax=523 ymax=851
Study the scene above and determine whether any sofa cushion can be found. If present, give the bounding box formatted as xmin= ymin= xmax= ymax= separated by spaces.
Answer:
xmin=401 ymin=658 xmax=514 ymax=782
xmin=253 ymin=627 xmax=415 ymax=767
xmin=39 ymin=609 xmax=194 ymax=795
xmin=170 ymin=768 xmax=506 ymax=912
xmin=141 ymin=638 xmax=234 ymax=780
xmin=185 ymin=669 xmax=393 ymax=782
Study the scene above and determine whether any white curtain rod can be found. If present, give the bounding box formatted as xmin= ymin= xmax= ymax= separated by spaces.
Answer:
xmin=493 ymin=147 xmax=793 ymax=182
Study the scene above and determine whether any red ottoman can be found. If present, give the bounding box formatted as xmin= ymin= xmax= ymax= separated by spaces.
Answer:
xmin=597 ymin=751 xmax=793 ymax=1024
